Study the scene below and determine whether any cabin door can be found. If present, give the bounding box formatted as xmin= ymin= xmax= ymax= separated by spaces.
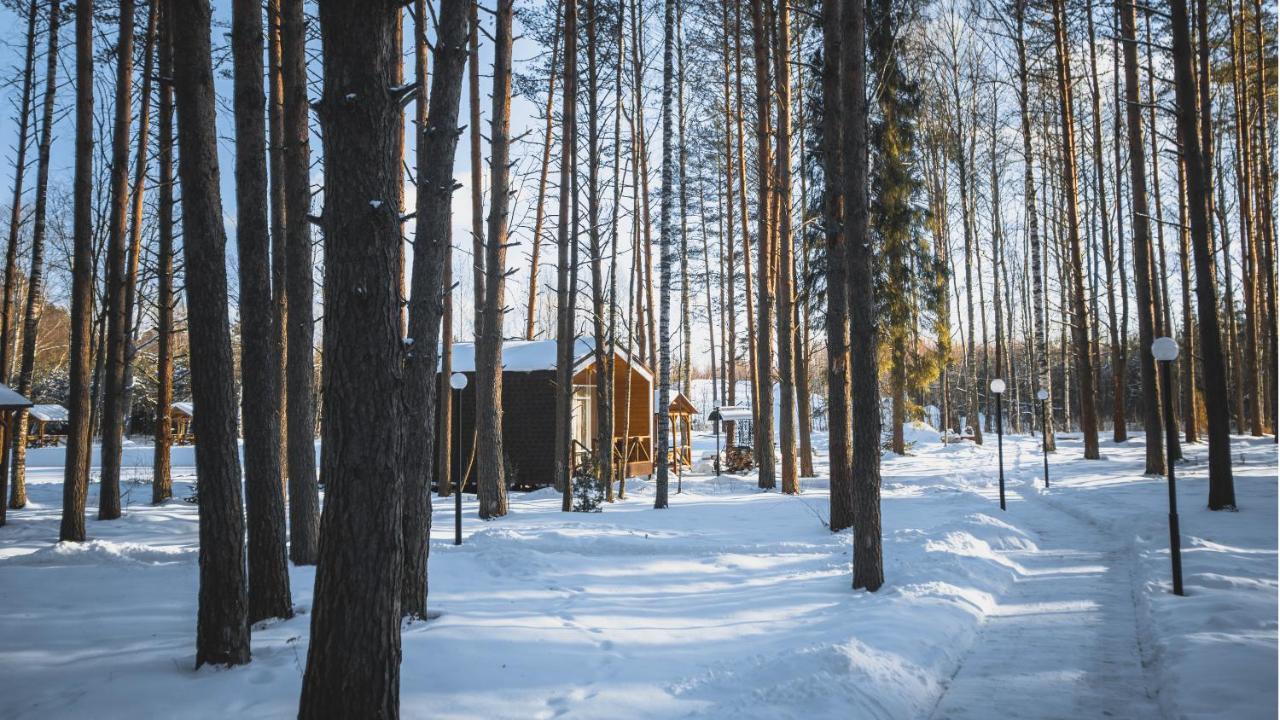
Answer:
xmin=571 ymin=385 xmax=595 ymax=465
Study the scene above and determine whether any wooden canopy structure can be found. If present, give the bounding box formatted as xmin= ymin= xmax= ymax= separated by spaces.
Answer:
xmin=0 ymin=384 xmax=32 ymax=458
xmin=170 ymin=402 xmax=195 ymax=445
xmin=26 ymin=404 xmax=69 ymax=448
xmin=443 ymin=339 xmax=654 ymax=489
xmin=658 ymin=391 xmax=698 ymax=471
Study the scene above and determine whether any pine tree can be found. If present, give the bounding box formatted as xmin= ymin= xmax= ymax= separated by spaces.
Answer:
xmin=401 ymin=0 xmax=470 ymax=619
xmin=299 ymin=1 xmax=407 ymax=713
xmin=232 ymin=0 xmax=292 ymax=624
xmin=282 ymin=0 xmax=319 ymax=564
xmin=9 ymin=0 xmax=63 ymax=510
xmin=171 ymin=0 xmax=251 ymax=668
xmin=476 ymin=0 xmax=514 ymax=520
xmin=61 ymin=0 xmax=96 ymax=543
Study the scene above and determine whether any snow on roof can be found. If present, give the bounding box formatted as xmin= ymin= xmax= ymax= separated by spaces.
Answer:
xmin=0 ymin=383 xmax=31 ymax=409
xmin=654 ymin=390 xmax=698 ymax=415
xmin=29 ymin=404 xmax=68 ymax=422
xmin=446 ymin=338 xmax=651 ymax=380
xmin=714 ymin=405 xmax=753 ymax=421
xmin=171 ymin=402 xmax=194 ymax=417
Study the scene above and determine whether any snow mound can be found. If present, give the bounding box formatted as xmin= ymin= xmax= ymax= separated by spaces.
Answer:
xmin=1 ymin=539 xmax=194 ymax=567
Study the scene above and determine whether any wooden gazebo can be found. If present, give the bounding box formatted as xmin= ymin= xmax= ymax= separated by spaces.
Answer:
xmin=658 ymin=391 xmax=697 ymax=471
xmin=26 ymin=404 xmax=69 ymax=447
xmin=0 ymin=384 xmax=32 ymax=456
xmin=170 ymin=402 xmax=195 ymax=445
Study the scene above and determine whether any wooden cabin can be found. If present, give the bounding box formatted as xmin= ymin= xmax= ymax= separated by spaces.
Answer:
xmin=0 ymin=384 xmax=32 ymax=456
xmin=26 ymin=404 xmax=69 ymax=447
xmin=442 ymin=339 xmax=654 ymax=489
xmin=658 ymin=391 xmax=697 ymax=471
xmin=170 ymin=402 xmax=196 ymax=445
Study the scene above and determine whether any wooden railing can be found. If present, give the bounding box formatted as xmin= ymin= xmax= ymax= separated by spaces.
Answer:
xmin=613 ymin=435 xmax=651 ymax=463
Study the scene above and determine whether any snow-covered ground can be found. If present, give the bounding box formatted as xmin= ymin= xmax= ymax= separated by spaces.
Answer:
xmin=0 ymin=431 xmax=1274 ymax=719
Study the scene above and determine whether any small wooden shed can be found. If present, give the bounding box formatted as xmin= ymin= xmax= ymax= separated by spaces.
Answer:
xmin=170 ymin=402 xmax=195 ymax=445
xmin=26 ymin=404 xmax=69 ymax=447
xmin=443 ymin=339 xmax=654 ymax=489
xmin=0 ymin=384 xmax=32 ymax=456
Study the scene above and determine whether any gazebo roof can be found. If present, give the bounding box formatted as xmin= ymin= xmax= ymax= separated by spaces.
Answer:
xmin=29 ymin=404 xmax=69 ymax=422
xmin=0 ymin=383 xmax=32 ymax=410
xmin=656 ymin=391 xmax=698 ymax=416
xmin=171 ymin=402 xmax=194 ymax=418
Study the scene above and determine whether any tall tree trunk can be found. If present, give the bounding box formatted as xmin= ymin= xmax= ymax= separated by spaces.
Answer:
xmin=774 ymin=0 xmax=798 ymax=494
xmin=1250 ymin=0 xmax=1277 ymax=437
xmin=0 ymin=0 xmax=39 ymax=404
xmin=233 ymin=0 xmax=292 ymax=624
xmin=1084 ymin=0 xmax=1124 ymax=442
xmin=748 ymin=0 xmax=775 ymax=490
xmin=843 ymin=0 xmax=882 ymax=591
xmin=98 ymin=0 xmax=136 ymax=521
xmin=267 ymin=0 xmax=288 ymax=483
xmin=719 ymin=0 xmax=740 ymax=446
xmin=299 ymin=3 xmax=406 ymax=714
xmin=171 ymin=0 xmax=251 ymax=668
xmin=1118 ymin=0 xmax=1164 ymax=475
xmin=61 ymin=0 xmax=95 ymax=541
xmin=153 ymin=0 xmax=174 ymax=504
xmin=282 ymin=0 xmax=319 ymax=564
xmin=1227 ymin=0 xmax=1262 ymax=437
xmin=468 ymin=0 xmax=484 ymax=338
xmin=10 ymin=1 xmax=63 ymax=511
xmin=823 ymin=0 xmax=852 ymax=532
xmin=586 ymin=0 xmax=614 ymax=503
xmin=1169 ymin=0 xmax=1236 ymax=509
xmin=677 ymin=4 xmax=693 ymax=398
xmin=655 ymin=0 xmax=676 ymax=509
xmin=1015 ymin=0 xmax=1053 ymax=451
xmin=733 ymin=0 xmax=759 ymax=422
xmin=118 ymin=2 xmax=160 ymax=443
xmin=402 ymin=0 xmax=468 ymax=621
xmin=794 ymin=44 xmax=815 ymax=478
xmin=554 ymin=0 xmax=578 ymax=508
xmin=1050 ymin=0 xmax=1100 ymax=459
xmin=476 ymin=0 xmax=514 ymax=520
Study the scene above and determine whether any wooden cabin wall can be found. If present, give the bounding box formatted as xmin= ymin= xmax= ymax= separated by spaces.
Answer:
xmin=441 ymin=370 xmax=558 ymax=489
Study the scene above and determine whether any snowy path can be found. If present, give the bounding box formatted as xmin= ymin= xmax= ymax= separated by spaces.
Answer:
xmin=1 ymin=431 xmax=1272 ymax=719
xmin=930 ymin=445 xmax=1159 ymax=720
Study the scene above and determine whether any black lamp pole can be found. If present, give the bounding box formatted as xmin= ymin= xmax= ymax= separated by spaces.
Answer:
xmin=455 ymin=389 xmax=462 ymax=545
xmin=710 ymin=409 xmax=722 ymax=477
xmin=1037 ymin=389 xmax=1050 ymax=488
xmin=991 ymin=379 xmax=1006 ymax=511
xmin=451 ymin=372 xmax=467 ymax=546
xmin=1153 ymin=338 xmax=1184 ymax=596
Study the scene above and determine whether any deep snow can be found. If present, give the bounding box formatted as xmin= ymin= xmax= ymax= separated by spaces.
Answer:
xmin=0 ymin=431 xmax=1274 ymax=719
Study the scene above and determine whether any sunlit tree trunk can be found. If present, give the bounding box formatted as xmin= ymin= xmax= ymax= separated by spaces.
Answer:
xmin=172 ymin=0 xmax=251 ymax=667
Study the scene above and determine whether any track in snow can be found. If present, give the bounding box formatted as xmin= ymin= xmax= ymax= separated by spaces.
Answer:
xmin=929 ymin=445 xmax=1160 ymax=720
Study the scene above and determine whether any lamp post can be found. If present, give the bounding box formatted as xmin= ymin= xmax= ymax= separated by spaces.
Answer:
xmin=709 ymin=408 xmax=722 ymax=477
xmin=990 ymin=378 xmax=1007 ymax=510
xmin=1152 ymin=337 xmax=1185 ymax=596
xmin=1036 ymin=388 xmax=1050 ymax=488
xmin=450 ymin=372 xmax=468 ymax=546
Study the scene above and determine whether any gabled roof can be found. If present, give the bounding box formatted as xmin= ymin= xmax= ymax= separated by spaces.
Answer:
xmin=445 ymin=338 xmax=652 ymax=381
xmin=655 ymin=390 xmax=698 ymax=415
xmin=171 ymin=402 xmax=194 ymax=418
xmin=0 ymin=383 xmax=32 ymax=410
xmin=29 ymin=404 xmax=68 ymax=422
